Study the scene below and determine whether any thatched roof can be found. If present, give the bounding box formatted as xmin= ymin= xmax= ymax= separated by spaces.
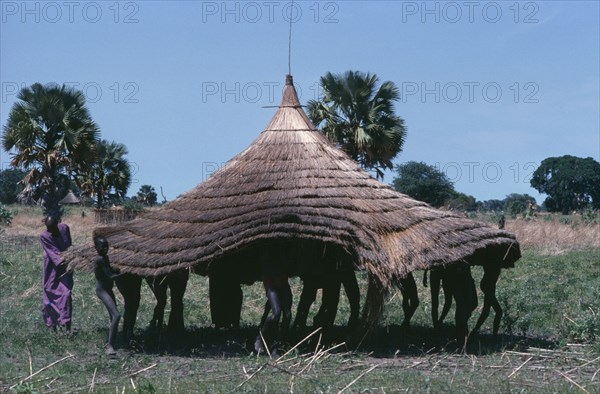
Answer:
xmin=64 ymin=75 xmax=520 ymax=282
xmin=59 ymin=190 xmax=80 ymax=205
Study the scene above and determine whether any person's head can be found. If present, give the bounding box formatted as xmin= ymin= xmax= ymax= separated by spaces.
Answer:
xmin=94 ymin=236 xmax=109 ymax=256
xmin=45 ymin=215 xmax=59 ymax=234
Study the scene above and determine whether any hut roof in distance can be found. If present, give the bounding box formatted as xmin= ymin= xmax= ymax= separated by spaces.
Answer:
xmin=64 ymin=75 xmax=520 ymax=280
xmin=59 ymin=190 xmax=80 ymax=205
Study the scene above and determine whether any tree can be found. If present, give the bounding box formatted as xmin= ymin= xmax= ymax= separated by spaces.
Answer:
xmin=136 ymin=185 xmax=157 ymax=206
xmin=392 ymin=161 xmax=455 ymax=207
xmin=446 ymin=192 xmax=477 ymax=212
xmin=2 ymin=83 xmax=99 ymax=217
xmin=78 ymin=139 xmax=132 ymax=208
xmin=0 ymin=167 xmax=26 ymax=204
xmin=530 ymin=155 xmax=600 ymax=214
xmin=307 ymin=71 xmax=406 ymax=179
xmin=478 ymin=199 xmax=505 ymax=212
xmin=504 ymin=193 xmax=536 ymax=218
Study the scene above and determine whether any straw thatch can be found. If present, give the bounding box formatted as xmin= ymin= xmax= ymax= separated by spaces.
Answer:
xmin=64 ymin=75 xmax=520 ymax=284
xmin=59 ymin=190 xmax=80 ymax=205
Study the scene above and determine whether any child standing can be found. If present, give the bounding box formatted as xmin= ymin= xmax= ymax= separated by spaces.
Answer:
xmin=93 ymin=236 xmax=121 ymax=355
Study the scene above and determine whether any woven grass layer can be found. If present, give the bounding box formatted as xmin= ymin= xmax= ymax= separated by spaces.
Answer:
xmin=64 ymin=75 xmax=520 ymax=286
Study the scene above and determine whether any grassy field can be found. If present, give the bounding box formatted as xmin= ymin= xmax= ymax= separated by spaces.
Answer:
xmin=1 ymin=207 xmax=599 ymax=393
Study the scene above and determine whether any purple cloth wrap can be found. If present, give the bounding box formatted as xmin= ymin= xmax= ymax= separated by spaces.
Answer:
xmin=40 ymin=223 xmax=73 ymax=327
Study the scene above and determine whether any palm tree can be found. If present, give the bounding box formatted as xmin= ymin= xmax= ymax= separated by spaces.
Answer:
xmin=2 ymin=83 xmax=100 ymax=217
xmin=79 ymin=139 xmax=132 ymax=208
xmin=307 ymin=71 xmax=406 ymax=179
xmin=136 ymin=185 xmax=158 ymax=206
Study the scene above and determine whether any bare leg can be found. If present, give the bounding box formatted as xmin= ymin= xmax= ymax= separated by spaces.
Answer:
xmin=472 ymin=301 xmax=491 ymax=335
xmin=96 ymin=287 xmax=121 ymax=354
xmin=147 ymin=276 xmax=167 ymax=331
xmin=256 ymin=288 xmax=283 ymax=353
xmin=293 ymin=279 xmax=318 ymax=330
xmin=450 ymin=264 xmax=476 ymax=344
xmin=228 ymin=281 xmax=243 ymax=329
xmin=260 ymin=300 xmax=271 ymax=327
xmin=430 ymin=270 xmax=442 ymax=329
xmin=115 ymin=275 xmax=142 ymax=344
xmin=317 ymin=279 xmax=341 ymax=330
xmin=209 ymin=273 xmax=225 ymax=328
xmin=438 ymin=277 xmax=453 ymax=324
xmin=467 ymin=273 xmax=479 ymax=315
xmin=400 ymin=273 xmax=419 ymax=328
xmin=472 ymin=265 xmax=502 ymax=336
xmin=280 ymin=284 xmax=293 ymax=339
xmin=167 ymin=270 xmax=189 ymax=335
xmin=342 ymin=270 xmax=360 ymax=330
xmin=491 ymin=298 xmax=503 ymax=336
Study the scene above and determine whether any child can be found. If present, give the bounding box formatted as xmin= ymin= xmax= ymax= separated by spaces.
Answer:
xmin=93 ymin=236 xmax=121 ymax=355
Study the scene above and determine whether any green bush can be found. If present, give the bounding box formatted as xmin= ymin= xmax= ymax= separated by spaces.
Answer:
xmin=0 ymin=204 xmax=13 ymax=225
xmin=13 ymin=382 xmax=39 ymax=394
xmin=582 ymin=208 xmax=598 ymax=224
xmin=542 ymin=214 xmax=554 ymax=222
xmin=123 ymin=198 xmax=145 ymax=212
xmin=559 ymin=217 xmax=571 ymax=225
xmin=562 ymin=306 xmax=599 ymax=344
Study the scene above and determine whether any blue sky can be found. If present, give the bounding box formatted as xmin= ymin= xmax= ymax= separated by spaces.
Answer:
xmin=1 ymin=1 xmax=599 ymax=203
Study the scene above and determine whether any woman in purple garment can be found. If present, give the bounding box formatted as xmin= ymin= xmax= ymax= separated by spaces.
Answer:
xmin=39 ymin=216 xmax=73 ymax=332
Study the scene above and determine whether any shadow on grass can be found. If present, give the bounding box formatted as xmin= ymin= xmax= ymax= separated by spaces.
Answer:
xmin=364 ymin=324 xmax=559 ymax=357
xmin=124 ymin=323 xmax=559 ymax=359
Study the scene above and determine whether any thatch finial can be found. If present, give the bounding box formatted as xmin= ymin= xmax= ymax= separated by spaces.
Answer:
xmin=281 ymin=74 xmax=300 ymax=107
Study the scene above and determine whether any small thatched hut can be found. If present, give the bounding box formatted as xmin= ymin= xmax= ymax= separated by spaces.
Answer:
xmin=64 ymin=75 xmax=520 ymax=325
xmin=59 ymin=190 xmax=80 ymax=205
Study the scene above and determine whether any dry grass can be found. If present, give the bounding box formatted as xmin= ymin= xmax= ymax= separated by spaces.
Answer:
xmin=506 ymin=216 xmax=599 ymax=256
xmin=4 ymin=206 xmax=95 ymax=242
xmin=5 ymin=209 xmax=45 ymax=238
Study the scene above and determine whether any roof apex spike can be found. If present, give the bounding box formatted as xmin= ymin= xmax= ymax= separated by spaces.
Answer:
xmin=280 ymin=74 xmax=300 ymax=107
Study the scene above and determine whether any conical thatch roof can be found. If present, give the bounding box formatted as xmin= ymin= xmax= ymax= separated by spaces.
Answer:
xmin=64 ymin=75 xmax=520 ymax=282
xmin=59 ymin=190 xmax=80 ymax=205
